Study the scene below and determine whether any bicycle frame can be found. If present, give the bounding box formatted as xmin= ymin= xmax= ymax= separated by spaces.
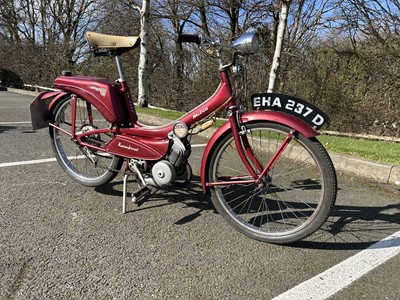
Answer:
xmin=31 ymin=32 xmax=319 ymax=194
xmin=31 ymin=66 xmax=318 ymax=195
xmin=30 ymin=30 xmax=336 ymax=243
xmin=50 ymin=65 xmax=313 ymax=187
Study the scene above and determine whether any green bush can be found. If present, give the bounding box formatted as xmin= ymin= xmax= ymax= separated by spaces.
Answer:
xmin=0 ymin=68 xmax=23 ymax=88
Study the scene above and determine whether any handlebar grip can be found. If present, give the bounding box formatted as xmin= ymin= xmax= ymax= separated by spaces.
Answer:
xmin=177 ymin=34 xmax=201 ymax=45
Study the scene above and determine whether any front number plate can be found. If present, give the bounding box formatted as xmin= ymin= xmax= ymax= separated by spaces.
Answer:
xmin=251 ymin=93 xmax=328 ymax=130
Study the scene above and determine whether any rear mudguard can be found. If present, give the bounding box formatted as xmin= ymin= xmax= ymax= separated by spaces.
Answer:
xmin=200 ymin=110 xmax=319 ymax=194
xmin=30 ymin=90 xmax=171 ymax=160
xmin=30 ymin=90 xmax=69 ymax=130
xmin=31 ymin=75 xmax=134 ymax=131
xmin=53 ymin=75 xmax=132 ymax=124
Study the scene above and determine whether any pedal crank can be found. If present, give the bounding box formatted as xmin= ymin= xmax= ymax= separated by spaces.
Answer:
xmin=131 ymin=185 xmax=152 ymax=206
xmin=122 ymin=161 xmax=153 ymax=213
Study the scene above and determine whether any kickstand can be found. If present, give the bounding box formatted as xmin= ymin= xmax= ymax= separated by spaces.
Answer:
xmin=121 ymin=164 xmax=152 ymax=213
xmin=122 ymin=172 xmax=129 ymax=214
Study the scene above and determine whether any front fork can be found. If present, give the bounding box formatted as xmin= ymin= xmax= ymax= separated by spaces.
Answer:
xmin=228 ymin=106 xmax=294 ymax=186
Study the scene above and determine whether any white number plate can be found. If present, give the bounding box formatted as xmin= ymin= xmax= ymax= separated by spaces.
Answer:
xmin=251 ymin=93 xmax=328 ymax=129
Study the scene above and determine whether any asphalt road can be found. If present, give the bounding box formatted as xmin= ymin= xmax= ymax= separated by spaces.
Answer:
xmin=1 ymin=91 xmax=399 ymax=300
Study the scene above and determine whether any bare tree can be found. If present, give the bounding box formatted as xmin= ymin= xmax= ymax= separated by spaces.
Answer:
xmin=197 ymin=0 xmax=210 ymax=36
xmin=0 ymin=0 xmax=20 ymax=42
xmin=268 ymin=0 xmax=290 ymax=92
xmin=268 ymin=0 xmax=338 ymax=92
xmin=0 ymin=0 xmax=105 ymax=87
xmin=204 ymin=0 xmax=270 ymax=39
xmin=334 ymin=0 xmax=400 ymax=134
xmin=132 ymin=0 xmax=150 ymax=107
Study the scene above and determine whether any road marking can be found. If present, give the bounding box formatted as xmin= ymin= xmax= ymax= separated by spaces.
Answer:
xmin=273 ymin=230 xmax=400 ymax=300
xmin=191 ymin=143 xmax=207 ymax=148
xmin=0 ymin=144 xmax=207 ymax=168
xmin=0 ymin=158 xmax=57 ymax=168
xmin=0 ymin=121 xmax=31 ymax=125
xmin=0 ymin=156 xmax=87 ymax=168
xmin=0 ymin=107 xmax=31 ymax=109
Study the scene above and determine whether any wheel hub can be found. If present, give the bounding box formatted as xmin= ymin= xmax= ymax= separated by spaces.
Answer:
xmin=257 ymin=174 xmax=272 ymax=190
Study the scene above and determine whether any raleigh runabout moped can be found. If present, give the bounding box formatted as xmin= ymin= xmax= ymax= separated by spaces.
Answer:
xmin=30 ymin=30 xmax=337 ymax=244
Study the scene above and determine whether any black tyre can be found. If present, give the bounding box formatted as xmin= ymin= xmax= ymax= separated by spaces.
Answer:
xmin=208 ymin=122 xmax=337 ymax=244
xmin=49 ymin=96 xmax=123 ymax=187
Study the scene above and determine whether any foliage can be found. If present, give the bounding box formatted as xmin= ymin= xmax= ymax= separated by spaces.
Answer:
xmin=0 ymin=68 xmax=23 ymax=87
xmin=0 ymin=0 xmax=399 ymax=136
xmin=135 ymin=107 xmax=400 ymax=165
xmin=282 ymin=36 xmax=399 ymax=136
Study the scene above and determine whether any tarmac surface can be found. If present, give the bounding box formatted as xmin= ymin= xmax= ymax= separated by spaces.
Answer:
xmin=0 ymin=90 xmax=399 ymax=299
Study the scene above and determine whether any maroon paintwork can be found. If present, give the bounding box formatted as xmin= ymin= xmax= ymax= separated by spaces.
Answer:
xmin=199 ymin=110 xmax=319 ymax=193
xmin=54 ymin=75 xmax=133 ymax=125
xmin=31 ymin=66 xmax=321 ymax=192
xmin=41 ymin=71 xmax=233 ymax=161
xmin=104 ymin=135 xmax=169 ymax=160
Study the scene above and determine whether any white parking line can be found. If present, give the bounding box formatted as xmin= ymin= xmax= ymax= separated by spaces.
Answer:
xmin=0 ymin=158 xmax=57 ymax=168
xmin=273 ymin=230 xmax=400 ymax=300
xmin=0 ymin=121 xmax=31 ymax=125
xmin=191 ymin=143 xmax=207 ymax=148
xmin=0 ymin=144 xmax=207 ymax=168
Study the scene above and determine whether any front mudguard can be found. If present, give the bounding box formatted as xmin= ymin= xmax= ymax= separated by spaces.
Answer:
xmin=30 ymin=90 xmax=69 ymax=130
xmin=200 ymin=110 xmax=319 ymax=194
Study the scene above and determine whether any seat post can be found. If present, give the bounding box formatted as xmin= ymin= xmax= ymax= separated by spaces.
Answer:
xmin=115 ymin=54 xmax=126 ymax=81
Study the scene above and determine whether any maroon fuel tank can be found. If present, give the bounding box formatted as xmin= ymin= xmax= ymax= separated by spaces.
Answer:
xmin=104 ymin=135 xmax=170 ymax=160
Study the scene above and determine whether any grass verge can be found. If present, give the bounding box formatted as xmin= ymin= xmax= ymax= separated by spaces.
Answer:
xmin=135 ymin=106 xmax=185 ymax=120
xmin=135 ymin=106 xmax=400 ymax=165
xmin=318 ymin=135 xmax=399 ymax=165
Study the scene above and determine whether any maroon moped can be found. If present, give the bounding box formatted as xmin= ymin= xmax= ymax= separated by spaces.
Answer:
xmin=30 ymin=31 xmax=337 ymax=244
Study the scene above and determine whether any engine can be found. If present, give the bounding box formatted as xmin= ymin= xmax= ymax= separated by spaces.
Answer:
xmin=138 ymin=137 xmax=191 ymax=187
xmin=129 ymin=136 xmax=191 ymax=187
xmin=167 ymin=137 xmax=191 ymax=167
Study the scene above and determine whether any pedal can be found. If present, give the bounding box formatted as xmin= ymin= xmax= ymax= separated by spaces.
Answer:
xmin=132 ymin=185 xmax=152 ymax=206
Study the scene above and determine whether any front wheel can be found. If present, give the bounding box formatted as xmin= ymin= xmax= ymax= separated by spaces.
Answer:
xmin=208 ymin=122 xmax=337 ymax=244
xmin=49 ymin=96 xmax=123 ymax=187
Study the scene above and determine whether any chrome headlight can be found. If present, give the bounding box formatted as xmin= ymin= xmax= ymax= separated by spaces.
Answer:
xmin=231 ymin=31 xmax=260 ymax=54
xmin=232 ymin=62 xmax=245 ymax=77
xmin=173 ymin=122 xmax=188 ymax=139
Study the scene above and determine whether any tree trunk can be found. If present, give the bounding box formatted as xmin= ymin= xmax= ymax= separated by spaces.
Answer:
xmin=137 ymin=0 xmax=150 ymax=107
xmin=268 ymin=0 xmax=291 ymax=93
xmin=198 ymin=0 xmax=210 ymax=36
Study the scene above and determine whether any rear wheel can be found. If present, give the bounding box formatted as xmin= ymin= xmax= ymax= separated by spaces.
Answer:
xmin=49 ymin=96 xmax=123 ymax=186
xmin=208 ymin=122 xmax=337 ymax=244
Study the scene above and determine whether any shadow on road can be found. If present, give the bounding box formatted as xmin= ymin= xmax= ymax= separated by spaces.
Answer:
xmin=0 ymin=125 xmax=16 ymax=133
xmin=95 ymin=175 xmax=214 ymax=224
xmin=0 ymin=125 xmax=35 ymax=134
xmin=95 ymin=176 xmax=400 ymax=251
xmin=293 ymin=203 xmax=400 ymax=250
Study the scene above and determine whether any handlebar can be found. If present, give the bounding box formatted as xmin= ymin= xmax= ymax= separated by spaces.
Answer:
xmin=177 ymin=34 xmax=202 ymax=45
xmin=176 ymin=33 xmax=241 ymax=70
xmin=178 ymin=31 xmax=259 ymax=57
